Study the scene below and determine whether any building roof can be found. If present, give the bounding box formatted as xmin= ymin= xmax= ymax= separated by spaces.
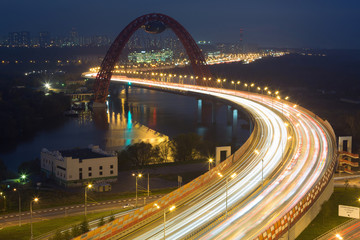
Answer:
xmin=59 ymin=148 xmax=110 ymax=160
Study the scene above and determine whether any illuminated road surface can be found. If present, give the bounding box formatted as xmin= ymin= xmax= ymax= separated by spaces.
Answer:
xmin=323 ymin=220 xmax=360 ymax=240
xmin=85 ymin=74 xmax=335 ymax=239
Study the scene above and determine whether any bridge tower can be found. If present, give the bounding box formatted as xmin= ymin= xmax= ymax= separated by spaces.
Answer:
xmin=93 ymin=13 xmax=212 ymax=105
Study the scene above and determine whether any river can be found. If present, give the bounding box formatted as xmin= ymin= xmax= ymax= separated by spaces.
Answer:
xmin=0 ymin=86 xmax=250 ymax=172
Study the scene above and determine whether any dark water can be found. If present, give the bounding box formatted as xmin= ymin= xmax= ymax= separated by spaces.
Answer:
xmin=0 ymin=86 xmax=249 ymax=172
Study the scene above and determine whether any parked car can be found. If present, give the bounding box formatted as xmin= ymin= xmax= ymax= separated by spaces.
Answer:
xmin=123 ymin=203 xmax=134 ymax=208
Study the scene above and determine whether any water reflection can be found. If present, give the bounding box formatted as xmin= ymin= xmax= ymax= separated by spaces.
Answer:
xmin=93 ymin=92 xmax=169 ymax=152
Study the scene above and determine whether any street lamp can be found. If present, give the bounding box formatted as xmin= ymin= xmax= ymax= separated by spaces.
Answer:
xmin=217 ymin=172 xmax=237 ymax=216
xmin=254 ymin=150 xmax=264 ymax=187
xmin=0 ymin=192 xmax=5 ymax=211
xmin=13 ymin=188 xmax=21 ymax=226
xmin=208 ymin=158 xmax=214 ymax=171
xmin=20 ymin=174 xmax=27 ymax=184
xmin=30 ymin=197 xmax=39 ymax=240
xmin=231 ymin=81 xmax=235 ymax=90
xmin=132 ymin=173 xmax=142 ymax=207
xmin=44 ymin=82 xmax=51 ymax=92
xmin=335 ymin=234 xmax=343 ymax=240
xmin=84 ymin=183 xmax=93 ymax=217
xmin=217 ymin=79 xmax=222 ymax=88
xmin=154 ymin=204 xmax=176 ymax=239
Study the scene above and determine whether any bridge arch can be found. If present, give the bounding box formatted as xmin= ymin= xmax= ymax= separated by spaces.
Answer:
xmin=94 ymin=13 xmax=212 ymax=103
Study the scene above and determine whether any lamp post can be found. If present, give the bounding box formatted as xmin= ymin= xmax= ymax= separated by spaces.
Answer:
xmin=335 ymin=234 xmax=343 ymax=240
xmin=20 ymin=174 xmax=27 ymax=183
xmin=147 ymin=173 xmax=150 ymax=197
xmin=217 ymin=172 xmax=236 ymax=217
xmin=84 ymin=183 xmax=93 ymax=218
xmin=30 ymin=197 xmax=39 ymax=240
xmin=0 ymin=192 xmax=5 ymax=211
xmin=208 ymin=158 xmax=213 ymax=171
xmin=217 ymin=79 xmax=222 ymax=88
xmin=154 ymin=204 xmax=176 ymax=239
xmin=261 ymin=159 xmax=264 ymax=186
xmin=132 ymin=173 xmax=142 ymax=207
xmin=13 ymin=188 xmax=21 ymax=226
xmin=254 ymin=149 xmax=264 ymax=187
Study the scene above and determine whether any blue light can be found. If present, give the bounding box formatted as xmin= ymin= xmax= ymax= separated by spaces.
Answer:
xmin=127 ymin=111 xmax=132 ymax=129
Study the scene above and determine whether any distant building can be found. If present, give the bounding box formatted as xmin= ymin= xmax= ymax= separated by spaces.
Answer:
xmin=206 ymin=51 xmax=221 ymax=58
xmin=8 ymin=31 xmax=30 ymax=47
xmin=128 ymin=49 xmax=173 ymax=63
xmin=68 ymin=28 xmax=79 ymax=46
xmin=91 ymin=35 xmax=110 ymax=47
xmin=41 ymin=145 xmax=118 ymax=186
xmin=39 ymin=31 xmax=50 ymax=48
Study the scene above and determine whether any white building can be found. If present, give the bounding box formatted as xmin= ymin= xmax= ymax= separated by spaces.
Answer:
xmin=41 ymin=145 xmax=117 ymax=186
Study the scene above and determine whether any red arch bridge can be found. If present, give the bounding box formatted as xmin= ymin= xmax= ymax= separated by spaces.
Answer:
xmin=79 ymin=13 xmax=337 ymax=240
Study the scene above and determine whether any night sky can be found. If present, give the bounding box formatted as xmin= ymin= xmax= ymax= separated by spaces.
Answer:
xmin=1 ymin=0 xmax=360 ymax=49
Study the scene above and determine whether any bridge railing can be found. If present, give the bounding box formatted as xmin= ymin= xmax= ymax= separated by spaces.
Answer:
xmin=253 ymin=105 xmax=337 ymax=240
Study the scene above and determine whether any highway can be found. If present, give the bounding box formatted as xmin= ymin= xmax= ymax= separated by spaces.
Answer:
xmin=84 ymin=74 xmax=336 ymax=239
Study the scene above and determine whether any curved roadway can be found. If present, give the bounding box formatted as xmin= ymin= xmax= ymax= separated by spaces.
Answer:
xmin=85 ymin=74 xmax=335 ymax=240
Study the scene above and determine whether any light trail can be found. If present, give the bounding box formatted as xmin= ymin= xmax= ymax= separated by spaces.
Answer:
xmin=84 ymin=74 xmax=335 ymax=239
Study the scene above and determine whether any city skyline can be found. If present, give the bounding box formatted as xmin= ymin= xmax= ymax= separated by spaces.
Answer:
xmin=1 ymin=0 xmax=359 ymax=49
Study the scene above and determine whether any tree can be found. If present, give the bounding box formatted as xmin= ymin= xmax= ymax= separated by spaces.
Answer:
xmin=98 ymin=216 xmax=105 ymax=227
xmin=156 ymin=140 xmax=172 ymax=163
xmin=50 ymin=229 xmax=63 ymax=240
xmin=108 ymin=214 xmax=115 ymax=223
xmin=198 ymin=140 xmax=216 ymax=158
xmin=171 ymin=133 xmax=202 ymax=162
xmin=80 ymin=219 xmax=89 ymax=234
xmin=18 ymin=158 xmax=41 ymax=175
xmin=71 ymin=224 xmax=82 ymax=238
xmin=117 ymin=150 xmax=133 ymax=170
xmin=62 ymin=230 xmax=72 ymax=240
xmin=125 ymin=142 xmax=155 ymax=167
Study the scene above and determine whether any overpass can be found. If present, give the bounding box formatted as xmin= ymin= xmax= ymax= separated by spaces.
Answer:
xmin=77 ymin=74 xmax=337 ymax=240
xmin=78 ymin=12 xmax=337 ymax=240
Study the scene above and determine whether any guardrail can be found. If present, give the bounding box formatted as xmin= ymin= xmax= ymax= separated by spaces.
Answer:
xmin=254 ymin=107 xmax=337 ymax=240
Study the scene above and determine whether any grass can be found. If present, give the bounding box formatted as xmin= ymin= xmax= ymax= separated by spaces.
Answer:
xmin=0 ymin=187 xmax=176 ymax=239
xmin=1 ymin=187 xmax=175 ymax=215
xmin=0 ymin=210 xmax=123 ymax=240
xmin=297 ymin=187 xmax=360 ymax=240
